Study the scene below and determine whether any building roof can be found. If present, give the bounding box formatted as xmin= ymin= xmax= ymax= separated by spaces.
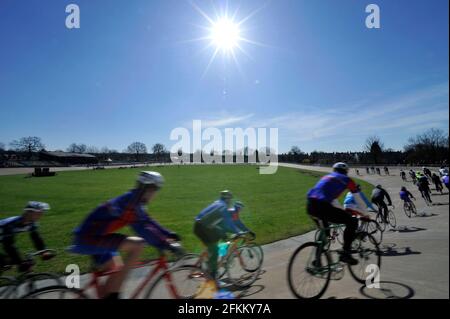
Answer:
xmin=40 ymin=151 xmax=97 ymax=158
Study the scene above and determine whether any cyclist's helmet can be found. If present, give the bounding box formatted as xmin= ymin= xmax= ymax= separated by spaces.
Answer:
xmin=376 ymin=185 xmax=382 ymax=189
xmin=333 ymin=162 xmax=349 ymax=175
xmin=220 ymin=190 xmax=233 ymax=200
xmin=24 ymin=202 xmax=50 ymax=213
xmin=234 ymin=201 xmax=245 ymax=210
xmin=401 ymin=187 xmax=407 ymax=191
xmin=137 ymin=171 xmax=164 ymax=190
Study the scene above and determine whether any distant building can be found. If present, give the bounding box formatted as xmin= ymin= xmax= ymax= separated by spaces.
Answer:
xmin=39 ymin=151 xmax=98 ymax=165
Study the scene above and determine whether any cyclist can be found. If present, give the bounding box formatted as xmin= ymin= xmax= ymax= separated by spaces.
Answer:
xmin=409 ymin=170 xmax=417 ymax=184
xmin=371 ymin=185 xmax=393 ymax=223
xmin=343 ymin=186 xmax=376 ymax=218
xmin=439 ymin=166 xmax=449 ymax=177
xmin=400 ymin=170 xmax=407 ymax=181
xmin=0 ymin=202 xmax=54 ymax=273
xmin=376 ymin=168 xmax=381 ymax=175
xmin=423 ymin=167 xmax=432 ymax=180
xmin=417 ymin=173 xmax=433 ymax=204
xmin=194 ymin=191 xmax=246 ymax=288
xmin=400 ymin=186 xmax=416 ymax=204
xmin=384 ymin=166 xmax=390 ymax=175
xmin=228 ymin=201 xmax=255 ymax=238
xmin=442 ymin=173 xmax=449 ymax=191
xmin=307 ymin=162 xmax=368 ymax=265
xmin=431 ymin=173 xmax=444 ymax=193
xmin=366 ymin=167 xmax=370 ymax=175
xmin=69 ymin=171 xmax=182 ymax=299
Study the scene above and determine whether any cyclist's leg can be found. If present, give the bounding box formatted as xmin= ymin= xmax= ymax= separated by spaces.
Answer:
xmin=101 ymin=237 xmax=145 ymax=298
xmin=194 ymin=222 xmax=220 ymax=283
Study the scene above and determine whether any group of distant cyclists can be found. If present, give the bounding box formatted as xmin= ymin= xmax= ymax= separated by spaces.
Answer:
xmin=1 ymin=163 xmax=448 ymax=299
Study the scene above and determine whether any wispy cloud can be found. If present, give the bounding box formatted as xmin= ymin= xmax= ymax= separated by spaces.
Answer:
xmin=186 ymin=113 xmax=255 ymax=128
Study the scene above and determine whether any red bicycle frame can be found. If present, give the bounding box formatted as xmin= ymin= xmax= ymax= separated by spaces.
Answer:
xmin=80 ymin=254 xmax=180 ymax=299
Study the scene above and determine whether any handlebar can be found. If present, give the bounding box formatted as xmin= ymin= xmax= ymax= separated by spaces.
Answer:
xmin=25 ymin=249 xmax=57 ymax=260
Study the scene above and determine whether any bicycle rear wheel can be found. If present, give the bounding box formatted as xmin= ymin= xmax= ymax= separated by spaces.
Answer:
xmin=287 ymin=242 xmax=331 ymax=299
xmin=375 ymin=213 xmax=386 ymax=232
xmin=22 ymin=286 xmax=87 ymax=299
xmin=144 ymin=265 xmax=209 ymax=299
xmin=0 ymin=276 xmax=18 ymax=299
xmin=403 ymin=203 xmax=412 ymax=218
xmin=348 ymin=233 xmax=381 ymax=284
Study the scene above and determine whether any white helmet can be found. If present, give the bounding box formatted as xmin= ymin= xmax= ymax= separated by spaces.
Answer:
xmin=24 ymin=201 xmax=50 ymax=213
xmin=333 ymin=162 xmax=349 ymax=175
xmin=137 ymin=171 xmax=164 ymax=189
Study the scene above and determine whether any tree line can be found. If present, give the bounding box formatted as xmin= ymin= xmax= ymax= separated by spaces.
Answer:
xmin=1 ymin=128 xmax=448 ymax=166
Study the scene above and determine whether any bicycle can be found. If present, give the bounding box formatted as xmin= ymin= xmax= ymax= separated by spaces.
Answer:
xmin=403 ymin=200 xmax=417 ymax=218
xmin=373 ymin=204 xmax=396 ymax=231
xmin=177 ymin=233 xmax=262 ymax=289
xmin=287 ymin=218 xmax=381 ymax=299
xmin=0 ymin=249 xmax=62 ymax=299
xmin=420 ymin=189 xmax=433 ymax=206
xmin=23 ymin=244 xmax=210 ymax=299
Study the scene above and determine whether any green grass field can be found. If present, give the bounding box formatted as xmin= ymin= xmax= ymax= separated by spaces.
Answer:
xmin=0 ymin=165 xmax=374 ymax=274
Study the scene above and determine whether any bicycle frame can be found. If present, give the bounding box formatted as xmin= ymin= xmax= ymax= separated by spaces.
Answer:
xmin=80 ymin=254 xmax=179 ymax=299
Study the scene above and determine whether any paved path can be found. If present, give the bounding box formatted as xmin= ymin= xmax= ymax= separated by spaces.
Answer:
xmin=241 ymin=164 xmax=449 ymax=299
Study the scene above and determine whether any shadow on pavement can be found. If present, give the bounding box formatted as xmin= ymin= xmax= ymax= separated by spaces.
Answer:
xmin=433 ymin=202 xmax=449 ymax=206
xmin=414 ymin=213 xmax=439 ymax=218
xmin=379 ymin=246 xmax=421 ymax=257
xmin=234 ymin=285 xmax=265 ymax=298
xmin=359 ymin=281 xmax=415 ymax=299
xmin=389 ymin=226 xmax=427 ymax=233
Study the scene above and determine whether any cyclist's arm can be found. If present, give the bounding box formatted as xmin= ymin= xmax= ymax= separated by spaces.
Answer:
xmin=29 ymin=224 xmax=46 ymax=251
xmin=1 ymin=228 xmax=23 ymax=264
xmin=407 ymin=191 xmax=415 ymax=199
xmin=131 ymin=210 xmax=173 ymax=249
xmin=359 ymin=191 xmax=376 ymax=211
xmin=220 ymin=207 xmax=242 ymax=234
xmin=383 ymin=189 xmax=393 ymax=205
xmin=347 ymin=179 xmax=368 ymax=211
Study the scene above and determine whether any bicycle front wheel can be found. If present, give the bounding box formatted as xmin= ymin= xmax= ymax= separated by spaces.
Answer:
xmin=287 ymin=242 xmax=331 ymax=299
xmin=375 ymin=213 xmax=386 ymax=232
xmin=144 ymin=265 xmax=209 ymax=299
xmin=225 ymin=248 xmax=260 ymax=288
xmin=22 ymin=286 xmax=88 ymax=299
xmin=388 ymin=210 xmax=397 ymax=229
xmin=403 ymin=203 xmax=412 ymax=218
xmin=348 ymin=233 xmax=381 ymax=284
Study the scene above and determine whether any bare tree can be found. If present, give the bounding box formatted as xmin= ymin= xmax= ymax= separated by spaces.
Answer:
xmin=152 ymin=143 xmax=166 ymax=163
xmin=127 ymin=142 xmax=147 ymax=162
xmin=404 ymin=128 xmax=449 ymax=164
xmin=0 ymin=142 xmax=5 ymax=151
xmin=289 ymin=146 xmax=303 ymax=155
xmin=10 ymin=137 xmax=45 ymax=159
xmin=365 ymin=136 xmax=384 ymax=164
xmin=67 ymin=143 xmax=87 ymax=154
xmin=86 ymin=146 xmax=100 ymax=154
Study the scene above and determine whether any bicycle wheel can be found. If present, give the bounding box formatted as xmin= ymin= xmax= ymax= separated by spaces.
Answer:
xmin=388 ymin=210 xmax=397 ymax=229
xmin=225 ymin=248 xmax=260 ymax=288
xmin=287 ymin=242 xmax=331 ymax=299
xmin=0 ymin=276 xmax=18 ymax=299
xmin=144 ymin=265 xmax=209 ymax=299
xmin=403 ymin=203 xmax=412 ymax=218
xmin=375 ymin=213 xmax=386 ymax=232
xmin=238 ymin=245 xmax=263 ymax=273
xmin=363 ymin=221 xmax=383 ymax=246
xmin=245 ymin=243 xmax=264 ymax=270
xmin=22 ymin=285 xmax=87 ymax=299
xmin=17 ymin=272 xmax=64 ymax=297
xmin=348 ymin=233 xmax=381 ymax=284
xmin=410 ymin=202 xmax=418 ymax=216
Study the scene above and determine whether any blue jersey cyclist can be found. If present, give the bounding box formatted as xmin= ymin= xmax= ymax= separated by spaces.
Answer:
xmin=343 ymin=187 xmax=376 ymax=217
xmin=194 ymin=191 xmax=248 ymax=288
xmin=69 ymin=171 xmax=182 ymax=299
xmin=307 ymin=162 xmax=368 ymax=265
xmin=399 ymin=187 xmax=416 ymax=203
xmin=0 ymin=202 xmax=54 ymax=272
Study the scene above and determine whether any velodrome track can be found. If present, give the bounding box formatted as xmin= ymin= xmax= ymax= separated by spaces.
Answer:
xmin=1 ymin=164 xmax=448 ymax=299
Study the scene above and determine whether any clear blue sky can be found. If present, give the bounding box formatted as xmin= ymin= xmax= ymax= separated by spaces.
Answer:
xmin=0 ymin=0 xmax=448 ymax=153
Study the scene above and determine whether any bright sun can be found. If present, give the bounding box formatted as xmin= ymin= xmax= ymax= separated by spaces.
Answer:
xmin=210 ymin=18 xmax=241 ymax=52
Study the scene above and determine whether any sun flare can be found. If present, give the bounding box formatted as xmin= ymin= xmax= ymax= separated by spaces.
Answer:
xmin=210 ymin=18 xmax=241 ymax=52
